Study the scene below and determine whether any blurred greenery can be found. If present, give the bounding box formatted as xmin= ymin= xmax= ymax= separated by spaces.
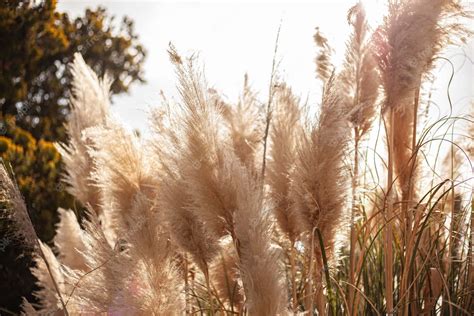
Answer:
xmin=0 ymin=0 xmax=146 ymax=312
xmin=0 ymin=118 xmax=75 ymax=241
xmin=0 ymin=0 xmax=146 ymax=141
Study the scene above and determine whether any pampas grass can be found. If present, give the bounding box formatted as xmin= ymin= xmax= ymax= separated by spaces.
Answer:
xmin=221 ymin=74 xmax=264 ymax=172
xmin=268 ymin=83 xmax=302 ymax=243
xmin=57 ymin=53 xmax=111 ymax=214
xmin=339 ymin=4 xmax=380 ymax=313
xmin=0 ymin=163 xmax=37 ymax=250
xmin=1 ymin=163 xmax=69 ymax=314
xmin=290 ymin=75 xmax=351 ymax=314
xmin=373 ymin=1 xmax=472 ymax=313
xmin=54 ymin=208 xmax=87 ymax=271
xmin=2 ymin=1 xmax=472 ymax=315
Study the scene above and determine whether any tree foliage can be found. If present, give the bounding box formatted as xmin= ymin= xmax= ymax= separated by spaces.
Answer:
xmin=0 ymin=0 xmax=146 ymax=141
xmin=1 ymin=117 xmax=76 ymax=241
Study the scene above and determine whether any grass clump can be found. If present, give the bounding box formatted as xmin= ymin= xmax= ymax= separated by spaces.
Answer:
xmin=1 ymin=0 xmax=472 ymax=315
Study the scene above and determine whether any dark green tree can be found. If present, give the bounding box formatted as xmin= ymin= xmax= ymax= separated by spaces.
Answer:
xmin=0 ymin=0 xmax=146 ymax=141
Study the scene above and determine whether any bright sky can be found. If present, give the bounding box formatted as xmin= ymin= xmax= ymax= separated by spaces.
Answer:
xmin=57 ymin=0 xmax=473 ymax=135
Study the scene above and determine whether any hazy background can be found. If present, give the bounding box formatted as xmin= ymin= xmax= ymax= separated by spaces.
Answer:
xmin=57 ymin=0 xmax=473 ymax=135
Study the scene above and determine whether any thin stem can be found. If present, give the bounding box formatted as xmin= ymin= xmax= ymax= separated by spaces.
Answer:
xmin=349 ymin=134 xmax=360 ymax=316
xmin=184 ymin=255 xmax=190 ymax=315
xmin=402 ymin=83 xmax=421 ymax=316
xmin=261 ymin=22 xmax=281 ymax=180
xmin=385 ymin=106 xmax=395 ymax=314
xmin=305 ymin=230 xmax=316 ymax=313
xmin=289 ymin=242 xmax=298 ymax=314
xmin=37 ymin=244 xmax=69 ymax=316
xmin=203 ymin=266 xmax=214 ymax=316
xmin=316 ymin=228 xmax=336 ymax=316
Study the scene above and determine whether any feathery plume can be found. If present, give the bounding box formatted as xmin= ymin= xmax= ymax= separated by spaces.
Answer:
xmin=221 ymin=74 xmax=264 ymax=172
xmin=291 ymin=76 xmax=351 ymax=260
xmin=314 ymin=27 xmax=334 ymax=86
xmin=159 ymin=176 xmax=220 ymax=273
xmin=230 ymin=154 xmax=287 ymax=315
xmin=167 ymin=44 xmax=234 ymax=238
xmin=29 ymin=241 xmax=67 ymax=314
xmin=54 ymin=208 xmax=88 ymax=271
xmin=374 ymin=0 xmax=470 ymax=111
xmin=20 ymin=298 xmax=39 ymax=316
xmin=57 ymin=53 xmax=111 ymax=214
xmin=150 ymin=53 xmax=223 ymax=278
xmin=86 ymin=120 xmax=157 ymax=231
xmin=373 ymin=0 xmax=471 ymax=199
xmin=60 ymin=209 xmax=127 ymax=313
xmin=339 ymin=4 xmax=379 ymax=311
xmin=167 ymin=46 xmax=287 ymax=313
xmin=289 ymin=76 xmax=350 ymax=314
xmin=0 ymin=163 xmax=37 ymax=249
xmin=210 ymin=242 xmax=244 ymax=310
xmin=86 ymin=120 xmax=184 ymax=313
xmin=267 ymin=83 xmax=302 ymax=242
xmin=341 ymin=2 xmax=379 ymax=138
xmin=23 ymin=54 xmax=183 ymax=314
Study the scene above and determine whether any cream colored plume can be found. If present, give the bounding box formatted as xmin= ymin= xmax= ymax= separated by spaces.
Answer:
xmin=340 ymin=2 xmax=379 ymax=139
xmin=267 ymin=83 xmax=302 ymax=242
xmin=373 ymin=0 xmax=471 ymax=201
xmin=229 ymin=153 xmax=287 ymax=315
xmin=29 ymin=241 xmax=67 ymax=314
xmin=57 ymin=53 xmax=111 ymax=213
xmin=86 ymin=120 xmax=184 ymax=313
xmin=54 ymin=208 xmax=88 ymax=271
xmin=220 ymin=74 xmax=264 ymax=172
xmin=290 ymin=76 xmax=351 ymax=259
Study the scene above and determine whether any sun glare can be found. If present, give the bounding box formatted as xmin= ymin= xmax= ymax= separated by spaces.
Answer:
xmin=360 ymin=0 xmax=388 ymax=27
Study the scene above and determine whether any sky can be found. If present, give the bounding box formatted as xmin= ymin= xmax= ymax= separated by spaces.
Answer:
xmin=57 ymin=0 xmax=473 ymax=135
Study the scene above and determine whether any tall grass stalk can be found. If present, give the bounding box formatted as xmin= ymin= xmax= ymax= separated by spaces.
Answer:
xmin=385 ymin=107 xmax=395 ymax=314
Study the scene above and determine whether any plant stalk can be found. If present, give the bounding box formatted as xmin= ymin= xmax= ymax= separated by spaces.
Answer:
xmin=349 ymin=134 xmax=360 ymax=316
xmin=385 ymin=106 xmax=395 ymax=314
xmin=289 ymin=242 xmax=298 ymax=313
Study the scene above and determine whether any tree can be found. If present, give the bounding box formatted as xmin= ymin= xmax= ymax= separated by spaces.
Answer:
xmin=0 ymin=0 xmax=146 ymax=141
